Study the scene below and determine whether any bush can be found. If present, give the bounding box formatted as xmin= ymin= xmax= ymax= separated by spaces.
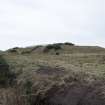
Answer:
xmin=64 ymin=42 xmax=74 ymax=46
xmin=0 ymin=56 xmax=16 ymax=87
xmin=12 ymin=47 xmax=19 ymax=50
xmin=53 ymin=44 xmax=62 ymax=50
xmin=44 ymin=44 xmax=62 ymax=52
xmin=8 ymin=49 xmax=18 ymax=53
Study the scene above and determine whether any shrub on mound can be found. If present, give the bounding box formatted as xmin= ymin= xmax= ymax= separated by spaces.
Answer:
xmin=44 ymin=44 xmax=62 ymax=52
xmin=8 ymin=49 xmax=18 ymax=53
xmin=64 ymin=42 xmax=75 ymax=46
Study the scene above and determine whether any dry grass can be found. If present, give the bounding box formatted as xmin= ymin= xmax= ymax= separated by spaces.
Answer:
xmin=0 ymin=43 xmax=105 ymax=105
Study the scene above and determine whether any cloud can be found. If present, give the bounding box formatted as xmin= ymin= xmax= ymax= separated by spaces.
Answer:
xmin=0 ymin=0 xmax=105 ymax=50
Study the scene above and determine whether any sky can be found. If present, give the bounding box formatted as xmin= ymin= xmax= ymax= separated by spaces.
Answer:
xmin=0 ymin=0 xmax=105 ymax=50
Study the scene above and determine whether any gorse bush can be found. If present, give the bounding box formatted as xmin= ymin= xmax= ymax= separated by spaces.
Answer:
xmin=43 ymin=42 xmax=74 ymax=53
xmin=44 ymin=44 xmax=62 ymax=52
xmin=64 ymin=42 xmax=75 ymax=46
xmin=8 ymin=49 xmax=18 ymax=53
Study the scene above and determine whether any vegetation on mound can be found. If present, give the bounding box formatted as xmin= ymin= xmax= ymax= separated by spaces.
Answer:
xmin=7 ymin=48 xmax=19 ymax=54
xmin=64 ymin=42 xmax=75 ymax=46
xmin=43 ymin=42 xmax=75 ymax=53
xmin=43 ymin=44 xmax=62 ymax=52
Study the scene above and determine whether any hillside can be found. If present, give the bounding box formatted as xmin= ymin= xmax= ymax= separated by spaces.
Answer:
xmin=0 ymin=42 xmax=105 ymax=105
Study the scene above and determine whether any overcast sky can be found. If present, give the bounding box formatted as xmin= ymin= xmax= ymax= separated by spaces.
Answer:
xmin=0 ymin=0 xmax=105 ymax=50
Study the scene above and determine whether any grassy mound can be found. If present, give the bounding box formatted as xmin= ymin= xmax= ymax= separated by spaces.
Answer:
xmin=0 ymin=43 xmax=105 ymax=105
